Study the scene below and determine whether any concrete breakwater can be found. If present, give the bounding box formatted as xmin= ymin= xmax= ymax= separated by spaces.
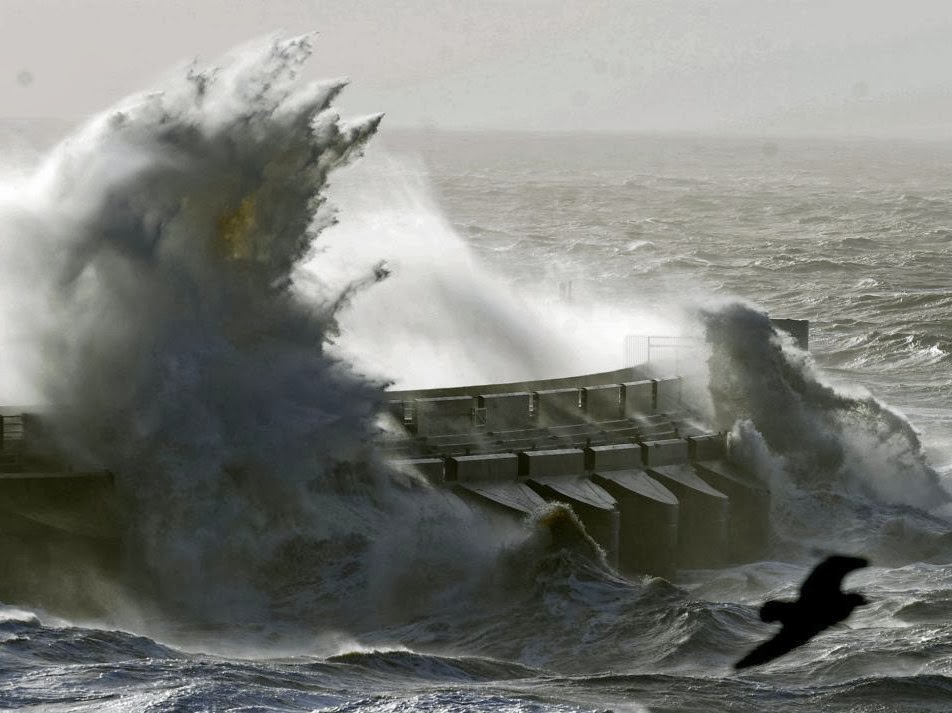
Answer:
xmin=381 ymin=365 xmax=770 ymax=579
xmin=0 ymin=409 xmax=119 ymax=612
xmin=1 ymin=318 xmax=809 ymax=607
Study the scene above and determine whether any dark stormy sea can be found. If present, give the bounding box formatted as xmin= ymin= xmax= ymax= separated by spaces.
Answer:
xmin=2 ymin=37 xmax=952 ymax=712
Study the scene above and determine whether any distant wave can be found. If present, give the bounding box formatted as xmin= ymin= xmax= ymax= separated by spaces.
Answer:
xmin=327 ymin=650 xmax=539 ymax=682
xmin=624 ymin=239 xmax=658 ymax=252
xmin=837 ymin=236 xmax=880 ymax=249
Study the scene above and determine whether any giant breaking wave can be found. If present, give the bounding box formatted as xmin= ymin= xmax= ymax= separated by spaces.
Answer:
xmin=0 ymin=37 xmax=555 ymax=639
xmin=1 ymin=36 xmax=950 ymax=665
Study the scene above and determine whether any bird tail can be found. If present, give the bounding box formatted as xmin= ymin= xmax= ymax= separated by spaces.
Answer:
xmin=760 ymin=600 xmax=796 ymax=624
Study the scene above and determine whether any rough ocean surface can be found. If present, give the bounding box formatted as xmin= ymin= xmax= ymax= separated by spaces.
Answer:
xmin=2 ymin=38 xmax=952 ymax=712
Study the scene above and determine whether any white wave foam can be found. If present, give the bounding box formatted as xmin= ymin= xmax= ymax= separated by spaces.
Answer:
xmin=0 ymin=37 xmax=499 ymax=634
xmin=702 ymin=302 xmax=951 ymax=558
xmin=308 ymin=150 xmax=674 ymax=388
xmin=0 ymin=38 xmax=594 ymax=643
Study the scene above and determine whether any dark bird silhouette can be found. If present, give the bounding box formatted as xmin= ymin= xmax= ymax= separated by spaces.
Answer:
xmin=734 ymin=555 xmax=869 ymax=670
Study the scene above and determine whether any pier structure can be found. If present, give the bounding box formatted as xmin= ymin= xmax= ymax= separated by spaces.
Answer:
xmin=381 ymin=363 xmax=770 ymax=578
xmin=1 ymin=321 xmax=807 ymax=606
xmin=0 ymin=409 xmax=119 ymax=611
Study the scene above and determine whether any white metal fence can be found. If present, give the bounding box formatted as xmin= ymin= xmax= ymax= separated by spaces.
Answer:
xmin=623 ymin=334 xmax=704 ymax=375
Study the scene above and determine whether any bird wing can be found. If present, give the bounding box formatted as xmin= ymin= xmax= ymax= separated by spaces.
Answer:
xmin=759 ymin=599 xmax=798 ymax=624
xmin=799 ymin=555 xmax=868 ymax=603
xmin=734 ymin=626 xmax=813 ymax=670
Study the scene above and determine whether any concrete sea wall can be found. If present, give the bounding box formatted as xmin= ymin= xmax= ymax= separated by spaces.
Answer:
xmin=382 ymin=364 xmax=770 ymax=577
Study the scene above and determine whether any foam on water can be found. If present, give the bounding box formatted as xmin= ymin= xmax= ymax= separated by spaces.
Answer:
xmin=2 ymin=35 xmax=952 ymax=713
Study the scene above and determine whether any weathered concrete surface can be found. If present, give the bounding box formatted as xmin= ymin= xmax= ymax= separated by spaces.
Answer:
xmin=693 ymin=460 xmax=769 ymax=563
xmin=593 ymin=469 xmax=679 ymax=578
xmin=479 ymin=392 xmax=532 ymax=430
xmin=448 ymin=453 xmax=519 ymax=483
xmin=622 ymin=380 xmax=655 ymax=416
xmin=534 ymin=388 xmax=582 ymax=427
xmin=646 ymin=464 xmax=729 ymax=569
xmin=388 ymin=365 xmax=648 ymax=401
xmin=415 ymin=396 xmax=473 ymax=435
xmin=519 ymin=448 xmax=585 ymax=478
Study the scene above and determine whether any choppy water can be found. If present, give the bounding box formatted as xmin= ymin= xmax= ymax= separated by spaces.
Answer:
xmin=2 ymin=39 xmax=952 ymax=712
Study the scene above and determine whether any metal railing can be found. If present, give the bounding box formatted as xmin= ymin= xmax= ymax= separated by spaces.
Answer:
xmin=624 ymin=334 xmax=704 ymax=373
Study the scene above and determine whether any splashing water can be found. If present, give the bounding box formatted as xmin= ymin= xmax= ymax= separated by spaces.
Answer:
xmin=0 ymin=35 xmax=636 ymax=647
xmin=0 ymin=36 xmax=500 ymax=634
xmin=700 ymin=302 xmax=952 ymax=561
xmin=2 ymin=37 xmax=951 ymax=686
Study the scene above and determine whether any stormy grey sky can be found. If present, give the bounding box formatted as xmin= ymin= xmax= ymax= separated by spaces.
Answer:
xmin=2 ymin=0 xmax=952 ymax=137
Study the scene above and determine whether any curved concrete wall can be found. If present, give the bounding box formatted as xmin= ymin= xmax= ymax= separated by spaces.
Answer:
xmin=415 ymin=396 xmax=474 ymax=435
xmin=654 ymin=377 xmax=682 ymax=413
xmin=622 ymin=380 xmax=655 ymax=416
xmin=585 ymin=443 xmax=643 ymax=471
xmin=583 ymin=384 xmax=622 ymax=421
xmin=519 ymin=448 xmax=586 ymax=478
xmin=448 ymin=453 xmax=519 ymax=483
xmin=688 ymin=434 xmax=725 ymax=461
xmin=641 ymin=439 xmax=690 ymax=468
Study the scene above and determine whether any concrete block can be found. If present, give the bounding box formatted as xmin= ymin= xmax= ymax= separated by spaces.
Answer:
xmin=622 ymin=380 xmax=655 ymax=416
xmin=583 ymin=384 xmax=622 ymax=421
xmin=593 ymin=470 xmax=679 ymax=578
xmin=518 ymin=448 xmax=585 ymax=478
xmin=448 ymin=453 xmax=519 ymax=483
xmin=389 ymin=458 xmax=444 ymax=485
xmin=456 ymin=481 xmax=546 ymax=515
xmin=585 ymin=443 xmax=643 ymax=471
xmin=654 ymin=377 xmax=682 ymax=412
xmin=646 ymin=464 xmax=729 ymax=568
xmin=414 ymin=396 xmax=474 ymax=435
xmin=479 ymin=392 xmax=532 ymax=430
xmin=688 ymin=434 xmax=725 ymax=461
xmin=641 ymin=439 xmax=690 ymax=467
xmin=694 ymin=460 xmax=770 ymax=563
xmin=535 ymin=388 xmax=582 ymax=426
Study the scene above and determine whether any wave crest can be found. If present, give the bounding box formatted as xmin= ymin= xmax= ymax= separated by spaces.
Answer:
xmin=0 ymin=36 xmax=392 ymax=624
